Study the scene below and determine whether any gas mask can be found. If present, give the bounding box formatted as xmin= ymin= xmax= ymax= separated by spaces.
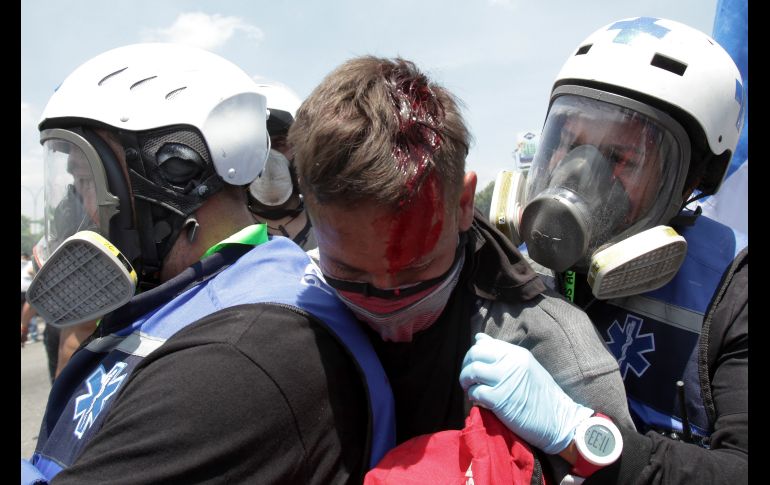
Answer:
xmin=248 ymin=149 xmax=296 ymax=208
xmin=50 ymin=184 xmax=100 ymax=244
xmin=521 ymin=144 xmax=631 ymax=272
xmin=491 ymin=90 xmax=691 ymax=299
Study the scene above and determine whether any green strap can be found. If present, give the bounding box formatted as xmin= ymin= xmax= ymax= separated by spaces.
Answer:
xmin=96 ymin=225 xmax=268 ymax=325
xmin=563 ymin=270 xmax=576 ymax=303
xmin=201 ymin=224 xmax=269 ymax=259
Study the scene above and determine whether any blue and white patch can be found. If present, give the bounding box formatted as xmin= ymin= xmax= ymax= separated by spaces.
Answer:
xmin=608 ymin=17 xmax=670 ymax=44
xmin=73 ymin=362 xmax=128 ymax=439
xmin=605 ymin=315 xmax=656 ymax=379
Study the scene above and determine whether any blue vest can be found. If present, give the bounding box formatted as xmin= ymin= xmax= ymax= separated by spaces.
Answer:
xmin=586 ymin=216 xmax=746 ymax=440
xmin=26 ymin=237 xmax=396 ymax=482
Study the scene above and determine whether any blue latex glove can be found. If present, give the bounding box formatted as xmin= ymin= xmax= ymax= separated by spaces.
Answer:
xmin=459 ymin=333 xmax=594 ymax=454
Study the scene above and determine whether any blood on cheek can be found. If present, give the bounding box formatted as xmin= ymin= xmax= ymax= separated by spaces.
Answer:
xmin=376 ymin=175 xmax=444 ymax=275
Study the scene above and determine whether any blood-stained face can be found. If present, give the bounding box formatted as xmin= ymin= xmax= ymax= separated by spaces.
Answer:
xmin=310 ymin=172 xmax=477 ymax=292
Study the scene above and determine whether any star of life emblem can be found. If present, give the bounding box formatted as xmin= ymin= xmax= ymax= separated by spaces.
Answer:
xmin=605 ymin=315 xmax=655 ymax=380
xmin=73 ymin=362 xmax=129 ymax=439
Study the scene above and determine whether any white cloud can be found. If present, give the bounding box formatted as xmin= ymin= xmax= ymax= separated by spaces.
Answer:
xmin=142 ymin=12 xmax=264 ymax=51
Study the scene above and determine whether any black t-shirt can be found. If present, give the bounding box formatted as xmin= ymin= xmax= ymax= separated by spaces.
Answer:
xmin=368 ymin=282 xmax=474 ymax=444
xmin=53 ymin=303 xmax=369 ymax=485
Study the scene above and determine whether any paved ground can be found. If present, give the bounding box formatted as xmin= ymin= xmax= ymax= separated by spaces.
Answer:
xmin=21 ymin=336 xmax=52 ymax=459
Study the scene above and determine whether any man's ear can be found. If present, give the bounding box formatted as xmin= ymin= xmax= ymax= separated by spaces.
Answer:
xmin=458 ymin=172 xmax=477 ymax=231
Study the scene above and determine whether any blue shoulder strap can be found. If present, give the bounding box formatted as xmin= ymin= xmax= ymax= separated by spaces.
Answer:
xmin=28 ymin=237 xmax=394 ymax=482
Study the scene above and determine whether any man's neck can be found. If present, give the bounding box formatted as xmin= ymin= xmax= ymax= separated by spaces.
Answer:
xmin=160 ymin=191 xmax=254 ymax=282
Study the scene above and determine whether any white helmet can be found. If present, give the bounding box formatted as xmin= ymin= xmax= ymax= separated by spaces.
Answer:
xmin=40 ymin=43 xmax=270 ymax=186
xmin=253 ymin=81 xmax=302 ymax=136
xmin=37 ymin=43 xmax=270 ymax=287
xmin=554 ymin=16 xmax=744 ymax=195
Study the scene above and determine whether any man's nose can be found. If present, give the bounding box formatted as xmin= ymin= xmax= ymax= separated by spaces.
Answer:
xmin=370 ymin=273 xmax=400 ymax=290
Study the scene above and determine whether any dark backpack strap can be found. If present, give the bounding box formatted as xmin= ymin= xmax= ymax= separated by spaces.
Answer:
xmin=698 ymin=246 xmax=748 ymax=425
xmin=99 ymin=243 xmax=254 ymax=335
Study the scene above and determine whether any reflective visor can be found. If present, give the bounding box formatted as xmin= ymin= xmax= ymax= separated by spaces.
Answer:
xmin=40 ymin=129 xmax=118 ymax=257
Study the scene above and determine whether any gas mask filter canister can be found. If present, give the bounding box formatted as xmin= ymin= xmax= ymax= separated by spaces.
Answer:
xmin=26 ymin=230 xmax=137 ymax=327
xmin=587 ymin=225 xmax=687 ymax=299
xmin=520 ymin=145 xmax=631 ymax=272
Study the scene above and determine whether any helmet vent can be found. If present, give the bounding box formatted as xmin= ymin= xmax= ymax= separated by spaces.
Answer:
xmin=130 ymin=76 xmax=158 ymax=90
xmin=650 ymin=54 xmax=687 ymax=76
xmin=165 ymin=87 xmax=187 ymax=100
xmin=575 ymin=44 xmax=592 ymax=56
xmin=98 ymin=67 xmax=128 ymax=86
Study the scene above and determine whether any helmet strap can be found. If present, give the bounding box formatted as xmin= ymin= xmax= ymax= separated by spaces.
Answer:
xmin=119 ymin=128 xmax=223 ymax=287
xmin=670 ymin=204 xmax=703 ymax=228
xmin=248 ymin=190 xmax=304 ymax=220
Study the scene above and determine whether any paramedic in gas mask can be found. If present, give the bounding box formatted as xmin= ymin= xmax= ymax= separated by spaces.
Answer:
xmin=247 ymin=82 xmax=317 ymax=250
xmin=475 ymin=16 xmax=747 ymax=484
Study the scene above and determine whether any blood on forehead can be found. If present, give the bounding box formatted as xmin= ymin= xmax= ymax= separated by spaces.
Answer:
xmin=375 ymin=173 xmax=445 ymax=275
xmin=381 ymin=71 xmax=447 ymax=274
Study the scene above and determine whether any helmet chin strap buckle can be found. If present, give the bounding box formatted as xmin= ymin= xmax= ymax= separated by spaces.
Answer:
xmin=670 ymin=204 xmax=702 ymax=228
xmin=184 ymin=216 xmax=200 ymax=243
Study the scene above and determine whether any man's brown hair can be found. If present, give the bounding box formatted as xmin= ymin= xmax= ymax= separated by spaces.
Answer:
xmin=288 ymin=56 xmax=470 ymax=210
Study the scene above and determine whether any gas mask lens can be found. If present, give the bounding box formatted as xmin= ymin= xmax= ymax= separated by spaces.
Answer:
xmin=42 ymin=135 xmax=103 ymax=256
xmin=521 ymin=94 xmax=684 ymax=272
xmin=521 ymin=145 xmax=630 ymax=272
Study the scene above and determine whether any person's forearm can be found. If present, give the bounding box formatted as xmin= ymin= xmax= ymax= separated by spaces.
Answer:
xmin=585 ymin=427 xmax=747 ymax=485
xmin=21 ymin=302 xmax=36 ymax=326
xmin=56 ymin=320 xmax=97 ymax=377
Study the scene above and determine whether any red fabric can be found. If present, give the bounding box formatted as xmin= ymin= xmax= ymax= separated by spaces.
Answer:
xmin=338 ymin=282 xmax=440 ymax=313
xmin=365 ymin=406 xmax=547 ymax=485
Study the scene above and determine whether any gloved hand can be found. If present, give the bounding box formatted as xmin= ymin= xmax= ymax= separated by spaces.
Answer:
xmin=459 ymin=333 xmax=594 ymax=454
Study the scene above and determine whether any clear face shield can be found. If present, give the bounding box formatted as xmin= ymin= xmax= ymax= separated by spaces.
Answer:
xmin=27 ymin=129 xmax=135 ymax=327
xmin=41 ymin=129 xmax=119 ymax=256
xmin=520 ymin=89 xmax=690 ymax=298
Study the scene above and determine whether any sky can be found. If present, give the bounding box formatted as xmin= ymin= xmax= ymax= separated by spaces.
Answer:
xmin=21 ymin=0 xmax=718 ymax=219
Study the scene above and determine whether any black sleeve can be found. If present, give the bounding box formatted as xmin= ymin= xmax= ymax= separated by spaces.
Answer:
xmin=52 ymin=304 xmax=369 ymax=485
xmin=586 ymin=250 xmax=748 ymax=485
